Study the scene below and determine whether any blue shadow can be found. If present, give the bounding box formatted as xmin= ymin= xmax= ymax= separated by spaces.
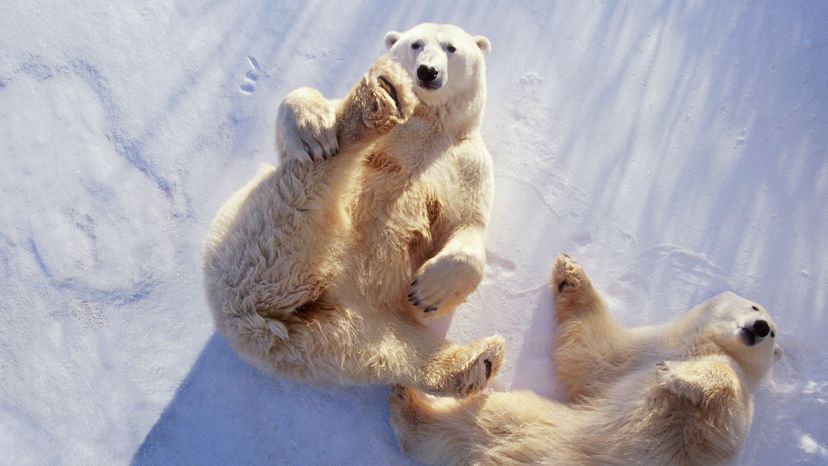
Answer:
xmin=132 ymin=333 xmax=413 ymax=465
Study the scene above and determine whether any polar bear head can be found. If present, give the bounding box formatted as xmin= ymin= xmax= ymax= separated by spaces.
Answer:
xmin=384 ymin=23 xmax=490 ymax=107
xmin=690 ymin=292 xmax=782 ymax=381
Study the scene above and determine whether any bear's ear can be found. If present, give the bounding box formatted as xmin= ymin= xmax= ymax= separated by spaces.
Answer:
xmin=474 ymin=35 xmax=491 ymax=55
xmin=384 ymin=31 xmax=401 ymax=49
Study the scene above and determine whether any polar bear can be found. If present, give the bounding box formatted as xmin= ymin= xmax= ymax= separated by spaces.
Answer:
xmin=204 ymin=24 xmax=503 ymax=396
xmin=389 ymin=254 xmax=782 ymax=465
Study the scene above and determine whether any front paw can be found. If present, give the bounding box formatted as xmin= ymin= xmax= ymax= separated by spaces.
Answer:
xmin=276 ymin=87 xmax=339 ymax=162
xmin=363 ymin=57 xmax=417 ymax=127
xmin=552 ymin=253 xmax=587 ymax=295
xmin=656 ymin=359 xmax=739 ymax=407
xmin=339 ymin=57 xmax=417 ymax=142
xmin=657 ymin=361 xmax=709 ymax=406
xmin=408 ymin=254 xmax=483 ymax=316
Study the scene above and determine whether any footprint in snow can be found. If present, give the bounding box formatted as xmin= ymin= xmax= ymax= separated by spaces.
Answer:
xmin=239 ymin=55 xmax=261 ymax=94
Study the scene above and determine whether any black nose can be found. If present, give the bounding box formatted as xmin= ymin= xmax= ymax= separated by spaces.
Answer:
xmin=753 ymin=320 xmax=770 ymax=338
xmin=417 ymin=65 xmax=439 ymax=82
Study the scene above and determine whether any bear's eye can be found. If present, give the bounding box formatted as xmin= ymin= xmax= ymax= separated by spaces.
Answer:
xmin=411 ymin=42 xmax=421 ymax=50
xmin=751 ymin=305 xmax=759 ymax=311
xmin=447 ymin=44 xmax=456 ymax=53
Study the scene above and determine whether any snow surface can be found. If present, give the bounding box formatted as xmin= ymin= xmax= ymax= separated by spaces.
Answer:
xmin=1 ymin=1 xmax=827 ymax=464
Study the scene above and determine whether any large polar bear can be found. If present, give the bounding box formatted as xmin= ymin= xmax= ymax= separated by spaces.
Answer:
xmin=390 ymin=254 xmax=782 ymax=465
xmin=204 ymin=24 xmax=504 ymax=396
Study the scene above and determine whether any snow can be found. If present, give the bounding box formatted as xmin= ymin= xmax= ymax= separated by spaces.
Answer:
xmin=1 ymin=1 xmax=826 ymax=464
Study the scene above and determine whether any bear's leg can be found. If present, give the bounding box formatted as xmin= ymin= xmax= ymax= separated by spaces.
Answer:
xmin=236 ymin=297 xmax=506 ymax=395
xmin=218 ymin=57 xmax=418 ymax=324
xmin=408 ymin=227 xmax=486 ymax=317
xmin=352 ymin=315 xmax=506 ymax=396
xmin=389 ymin=387 xmax=569 ymax=465
xmin=551 ymin=254 xmax=629 ymax=401
xmin=388 ymin=385 xmax=479 ymax=465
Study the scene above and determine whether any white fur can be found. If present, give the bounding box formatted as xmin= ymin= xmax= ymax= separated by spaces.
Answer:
xmin=204 ymin=25 xmax=503 ymax=396
xmin=390 ymin=254 xmax=781 ymax=465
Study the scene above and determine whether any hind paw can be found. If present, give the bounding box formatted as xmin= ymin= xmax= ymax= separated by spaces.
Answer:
xmin=446 ymin=336 xmax=505 ymax=397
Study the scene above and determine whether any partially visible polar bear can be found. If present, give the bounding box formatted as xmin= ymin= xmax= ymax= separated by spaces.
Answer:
xmin=204 ymin=24 xmax=503 ymax=395
xmin=390 ymin=254 xmax=782 ymax=465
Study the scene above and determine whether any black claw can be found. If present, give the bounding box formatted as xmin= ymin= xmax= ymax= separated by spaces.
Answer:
xmin=484 ymin=359 xmax=492 ymax=379
xmin=411 ymin=279 xmax=419 ymax=287
xmin=424 ymin=306 xmax=437 ymax=313
xmin=413 ymin=300 xmax=421 ymax=307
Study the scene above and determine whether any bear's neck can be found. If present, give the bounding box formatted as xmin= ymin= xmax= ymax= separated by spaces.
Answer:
xmin=415 ymin=79 xmax=486 ymax=139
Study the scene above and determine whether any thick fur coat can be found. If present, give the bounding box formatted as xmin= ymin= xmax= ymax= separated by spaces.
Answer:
xmin=204 ymin=24 xmax=503 ymax=395
xmin=390 ymin=254 xmax=781 ymax=465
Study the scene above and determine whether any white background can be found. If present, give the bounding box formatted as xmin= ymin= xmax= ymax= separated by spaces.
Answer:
xmin=1 ymin=1 xmax=826 ymax=464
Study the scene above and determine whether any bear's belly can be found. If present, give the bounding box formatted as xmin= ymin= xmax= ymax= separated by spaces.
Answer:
xmin=334 ymin=177 xmax=439 ymax=313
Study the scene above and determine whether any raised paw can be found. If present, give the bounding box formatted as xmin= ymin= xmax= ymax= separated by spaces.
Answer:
xmin=337 ymin=57 xmax=418 ymax=142
xmin=551 ymin=253 xmax=605 ymax=323
xmin=276 ymin=87 xmax=339 ymax=162
xmin=408 ymin=254 xmax=483 ymax=317
xmin=552 ymin=253 xmax=588 ymax=295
